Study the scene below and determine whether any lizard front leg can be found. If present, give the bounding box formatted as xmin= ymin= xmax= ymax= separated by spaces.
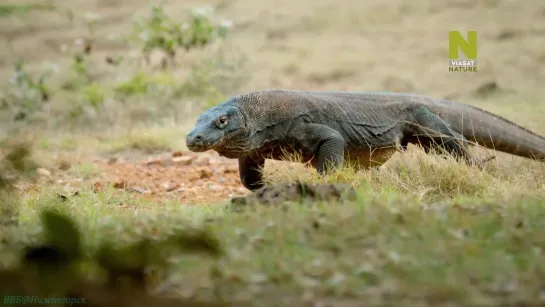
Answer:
xmin=288 ymin=123 xmax=346 ymax=174
xmin=238 ymin=155 xmax=265 ymax=191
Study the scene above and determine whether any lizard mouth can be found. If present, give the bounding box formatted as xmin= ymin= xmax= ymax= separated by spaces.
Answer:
xmin=186 ymin=138 xmax=223 ymax=152
xmin=186 ymin=127 xmax=245 ymax=153
xmin=186 ymin=145 xmax=207 ymax=152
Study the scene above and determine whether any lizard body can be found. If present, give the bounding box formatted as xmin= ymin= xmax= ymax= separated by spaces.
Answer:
xmin=186 ymin=89 xmax=545 ymax=190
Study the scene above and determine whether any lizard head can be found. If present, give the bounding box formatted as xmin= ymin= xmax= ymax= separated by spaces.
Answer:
xmin=186 ymin=104 xmax=248 ymax=156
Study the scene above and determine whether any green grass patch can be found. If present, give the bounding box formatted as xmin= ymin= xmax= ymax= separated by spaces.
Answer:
xmin=102 ymin=133 xmax=175 ymax=155
xmin=0 ymin=4 xmax=55 ymax=18
xmin=3 ymin=181 xmax=545 ymax=306
xmin=69 ymin=162 xmax=101 ymax=179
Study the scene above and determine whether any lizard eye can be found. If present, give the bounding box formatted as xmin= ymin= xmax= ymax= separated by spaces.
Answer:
xmin=216 ymin=115 xmax=228 ymax=128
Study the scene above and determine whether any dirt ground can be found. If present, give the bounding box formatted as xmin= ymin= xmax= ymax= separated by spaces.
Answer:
xmin=88 ymin=151 xmax=249 ymax=204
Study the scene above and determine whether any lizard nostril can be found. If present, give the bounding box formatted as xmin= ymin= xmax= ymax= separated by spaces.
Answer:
xmin=194 ymin=135 xmax=203 ymax=141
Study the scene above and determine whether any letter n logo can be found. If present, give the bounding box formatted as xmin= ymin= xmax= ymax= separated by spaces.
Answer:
xmin=449 ymin=31 xmax=477 ymax=60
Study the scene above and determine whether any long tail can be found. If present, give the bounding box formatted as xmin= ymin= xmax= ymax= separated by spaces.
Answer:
xmin=435 ymin=100 xmax=545 ymax=161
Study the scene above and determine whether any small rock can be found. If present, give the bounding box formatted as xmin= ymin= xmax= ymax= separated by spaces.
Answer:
xmin=113 ymin=179 xmax=127 ymax=189
xmin=173 ymin=156 xmax=194 ymax=165
xmin=195 ymin=156 xmax=210 ymax=166
xmin=165 ymin=184 xmax=180 ymax=192
xmin=199 ymin=169 xmax=213 ymax=179
xmin=146 ymin=159 xmax=163 ymax=166
xmin=172 ymin=151 xmax=184 ymax=157
xmin=107 ymin=157 xmax=118 ymax=165
xmin=36 ymin=168 xmax=51 ymax=177
xmin=223 ymin=166 xmax=238 ymax=174
xmin=128 ymin=186 xmax=150 ymax=194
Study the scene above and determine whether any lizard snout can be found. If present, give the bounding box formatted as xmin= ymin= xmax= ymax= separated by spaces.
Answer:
xmin=186 ymin=129 xmax=221 ymax=152
xmin=186 ymin=131 xmax=205 ymax=150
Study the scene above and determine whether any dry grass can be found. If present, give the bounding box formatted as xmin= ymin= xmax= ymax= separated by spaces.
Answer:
xmin=2 ymin=0 xmax=545 ymax=306
xmin=264 ymin=145 xmax=545 ymax=202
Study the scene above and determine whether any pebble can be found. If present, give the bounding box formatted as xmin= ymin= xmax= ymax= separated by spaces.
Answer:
xmin=172 ymin=156 xmax=194 ymax=165
xmin=37 ymin=168 xmax=51 ymax=177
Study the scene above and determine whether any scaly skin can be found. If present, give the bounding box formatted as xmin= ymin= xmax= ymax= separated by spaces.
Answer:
xmin=186 ymin=89 xmax=545 ymax=191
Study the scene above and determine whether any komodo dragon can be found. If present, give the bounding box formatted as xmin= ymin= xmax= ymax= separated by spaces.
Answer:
xmin=186 ymin=89 xmax=545 ymax=191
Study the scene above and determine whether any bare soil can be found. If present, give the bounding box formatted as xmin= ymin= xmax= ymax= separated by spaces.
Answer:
xmin=94 ymin=151 xmax=249 ymax=204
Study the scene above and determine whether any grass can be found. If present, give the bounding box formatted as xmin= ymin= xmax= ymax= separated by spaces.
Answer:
xmin=5 ymin=167 xmax=545 ymax=306
xmin=104 ymin=133 xmax=176 ymax=155
xmin=4 ymin=146 xmax=545 ymax=305
xmin=1 ymin=0 xmax=545 ymax=305
xmin=0 ymin=4 xmax=55 ymax=18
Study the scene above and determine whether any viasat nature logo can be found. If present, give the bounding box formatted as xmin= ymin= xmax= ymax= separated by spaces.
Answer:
xmin=449 ymin=31 xmax=477 ymax=72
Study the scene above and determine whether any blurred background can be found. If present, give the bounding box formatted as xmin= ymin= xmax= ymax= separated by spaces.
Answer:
xmin=1 ymin=0 xmax=544 ymax=135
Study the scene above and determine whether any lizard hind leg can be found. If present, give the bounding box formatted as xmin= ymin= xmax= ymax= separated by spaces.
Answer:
xmin=406 ymin=106 xmax=480 ymax=167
